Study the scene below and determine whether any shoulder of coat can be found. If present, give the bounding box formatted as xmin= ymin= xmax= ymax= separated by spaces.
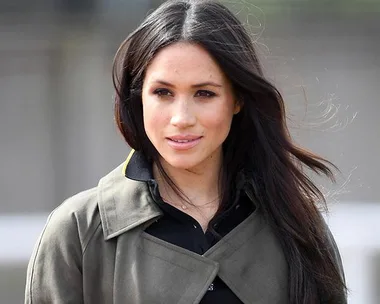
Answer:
xmin=47 ymin=186 xmax=100 ymax=251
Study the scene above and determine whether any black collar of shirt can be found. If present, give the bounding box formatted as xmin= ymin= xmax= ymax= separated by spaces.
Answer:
xmin=124 ymin=150 xmax=154 ymax=182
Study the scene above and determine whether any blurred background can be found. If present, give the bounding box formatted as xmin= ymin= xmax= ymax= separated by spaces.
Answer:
xmin=0 ymin=0 xmax=379 ymax=303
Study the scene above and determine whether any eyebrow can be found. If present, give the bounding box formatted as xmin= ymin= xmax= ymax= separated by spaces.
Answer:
xmin=153 ymin=80 xmax=223 ymax=88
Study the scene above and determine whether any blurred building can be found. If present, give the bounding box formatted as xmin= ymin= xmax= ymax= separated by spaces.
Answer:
xmin=0 ymin=0 xmax=379 ymax=303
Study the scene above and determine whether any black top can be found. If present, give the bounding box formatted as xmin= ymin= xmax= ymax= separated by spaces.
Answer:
xmin=125 ymin=151 xmax=255 ymax=304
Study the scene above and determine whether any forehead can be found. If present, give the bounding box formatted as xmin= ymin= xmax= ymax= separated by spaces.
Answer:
xmin=144 ymin=42 xmax=227 ymax=83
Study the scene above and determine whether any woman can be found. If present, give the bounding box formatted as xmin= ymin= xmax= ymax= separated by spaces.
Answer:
xmin=25 ymin=0 xmax=347 ymax=303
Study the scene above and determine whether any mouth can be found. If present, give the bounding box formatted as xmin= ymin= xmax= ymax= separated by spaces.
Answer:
xmin=166 ymin=136 xmax=202 ymax=150
xmin=169 ymin=138 xmax=199 ymax=143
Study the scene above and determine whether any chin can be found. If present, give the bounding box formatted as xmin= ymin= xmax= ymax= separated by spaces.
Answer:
xmin=166 ymin=160 xmax=198 ymax=171
xmin=161 ymin=154 xmax=200 ymax=171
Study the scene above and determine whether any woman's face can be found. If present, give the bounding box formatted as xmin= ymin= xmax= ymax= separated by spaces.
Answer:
xmin=142 ymin=42 xmax=240 ymax=171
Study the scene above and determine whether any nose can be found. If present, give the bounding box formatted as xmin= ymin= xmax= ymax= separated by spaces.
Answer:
xmin=170 ymin=99 xmax=196 ymax=128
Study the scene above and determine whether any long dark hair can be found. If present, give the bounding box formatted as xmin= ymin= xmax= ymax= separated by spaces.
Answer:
xmin=112 ymin=0 xmax=347 ymax=302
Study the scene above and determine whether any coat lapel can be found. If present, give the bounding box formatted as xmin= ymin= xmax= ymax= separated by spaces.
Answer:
xmin=204 ymin=210 xmax=289 ymax=304
xmin=138 ymin=232 xmax=219 ymax=304
xmin=109 ymin=227 xmax=219 ymax=304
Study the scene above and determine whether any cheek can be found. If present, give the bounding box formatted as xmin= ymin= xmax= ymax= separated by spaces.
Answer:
xmin=213 ymin=116 xmax=233 ymax=135
xmin=142 ymin=100 xmax=167 ymax=139
xmin=203 ymin=104 xmax=235 ymax=132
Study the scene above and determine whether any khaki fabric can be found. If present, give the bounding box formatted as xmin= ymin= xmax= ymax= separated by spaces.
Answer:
xmin=24 ymin=163 xmax=345 ymax=304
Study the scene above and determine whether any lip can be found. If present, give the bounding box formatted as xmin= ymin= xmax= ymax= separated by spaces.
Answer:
xmin=166 ymin=135 xmax=202 ymax=151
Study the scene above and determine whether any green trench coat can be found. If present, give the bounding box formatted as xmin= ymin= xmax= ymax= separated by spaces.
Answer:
xmin=24 ymin=162 xmax=345 ymax=304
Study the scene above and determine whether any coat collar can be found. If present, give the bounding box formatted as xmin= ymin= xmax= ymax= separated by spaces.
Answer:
xmin=97 ymin=149 xmax=255 ymax=241
xmin=97 ymin=150 xmax=163 ymax=240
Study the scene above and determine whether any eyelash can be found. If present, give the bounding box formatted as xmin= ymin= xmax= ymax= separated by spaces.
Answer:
xmin=153 ymin=88 xmax=216 ymax=98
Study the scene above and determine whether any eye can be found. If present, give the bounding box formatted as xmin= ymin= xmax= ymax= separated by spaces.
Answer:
xmin=195 ymin=90 xmax=216 ymax=98
xmin=153 ymin=88 xmax=172 ymax=97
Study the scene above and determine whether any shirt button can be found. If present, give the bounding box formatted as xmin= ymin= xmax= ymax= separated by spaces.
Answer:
xmin=193 ymin=224 xmax=197 ymax=229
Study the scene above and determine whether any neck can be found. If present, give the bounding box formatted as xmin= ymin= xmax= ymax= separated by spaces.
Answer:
xmin=153 ymin=153 xmax=223 ymax=208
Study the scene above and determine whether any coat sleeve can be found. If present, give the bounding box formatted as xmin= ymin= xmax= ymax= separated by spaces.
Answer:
xmin=25 ymin=205 xmax=84 ymax=304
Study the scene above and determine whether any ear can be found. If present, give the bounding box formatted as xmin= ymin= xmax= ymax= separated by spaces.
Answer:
xmin=233 ymin=100 xmax=242 ymax=115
